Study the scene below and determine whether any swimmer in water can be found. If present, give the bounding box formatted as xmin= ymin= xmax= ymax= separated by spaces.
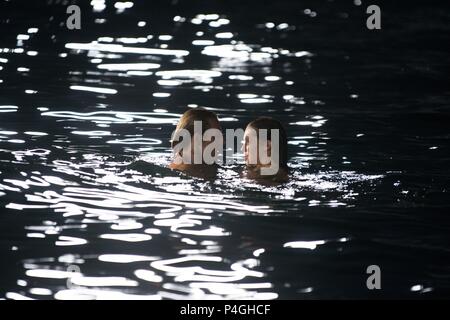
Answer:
xmin=242 ymin=117 xmax=289 ymax=183
xmin=169 ymin=108 xmax=222 ymax=179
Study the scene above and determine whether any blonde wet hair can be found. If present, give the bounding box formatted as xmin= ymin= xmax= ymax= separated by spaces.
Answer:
xmin=171 ymin=108 xmax=221 ymax=149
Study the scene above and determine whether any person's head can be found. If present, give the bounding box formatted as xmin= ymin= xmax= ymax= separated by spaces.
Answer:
xmin=171 ymin=108 xmax=221 ymax=165
xmin=243 ymin=117 xmax=288 ymax=174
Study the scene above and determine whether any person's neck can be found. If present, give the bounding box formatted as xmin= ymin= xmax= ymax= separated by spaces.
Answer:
xmin=169 ymin=161 xmax=218 ymax=179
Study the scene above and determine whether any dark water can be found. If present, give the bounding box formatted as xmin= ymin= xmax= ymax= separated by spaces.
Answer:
xmin=1 ymin=0 xmax=449 ymax=299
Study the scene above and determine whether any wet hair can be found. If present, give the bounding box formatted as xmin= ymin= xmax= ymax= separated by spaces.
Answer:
xmin=246 ymin=117 xmax=288 ymax=169
xmin=171 ymin=108 xmax=221 ymax=149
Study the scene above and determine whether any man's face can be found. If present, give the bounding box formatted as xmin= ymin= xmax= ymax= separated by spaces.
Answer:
xmin=242 ymin=126 xmax=275 ymax=168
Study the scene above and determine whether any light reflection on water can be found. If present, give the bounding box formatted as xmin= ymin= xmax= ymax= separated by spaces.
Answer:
xmin=1 ymin=0 xmax=447 ymax=300
xmin=0 ymin=133 xmax=382 ymax=299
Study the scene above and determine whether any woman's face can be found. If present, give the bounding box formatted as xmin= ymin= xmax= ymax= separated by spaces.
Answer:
xmin=243 ymin=126 xmax=257 ymax=166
